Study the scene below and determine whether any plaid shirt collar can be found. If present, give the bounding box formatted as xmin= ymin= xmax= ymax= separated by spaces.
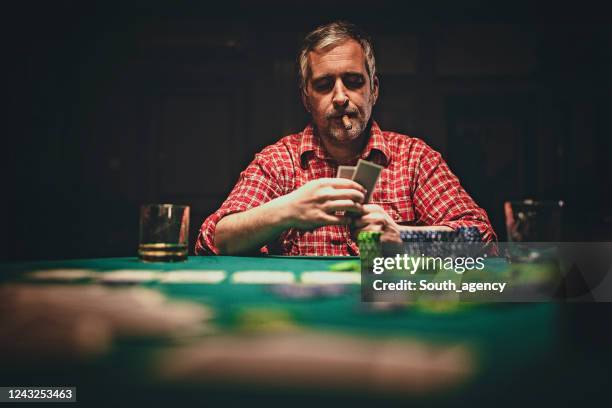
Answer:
xmin=299 ymin=120 xmax=391 ymax=168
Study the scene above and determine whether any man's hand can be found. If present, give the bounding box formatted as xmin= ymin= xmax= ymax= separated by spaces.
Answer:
xmin=214 ymin=177 xmax=365 ymax=255
xmin=284 ymin=178 xmax=366 ymax=230
xmin=351 ymin=204 xmax=402 ymax=243
xmin=352 ymin=205 xmax=454 ymax=243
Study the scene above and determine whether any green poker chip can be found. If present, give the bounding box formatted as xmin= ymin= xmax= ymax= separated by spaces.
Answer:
xmin=357 ymin=231 xmax=382 ymax=242
xmin=329 ymin=260 xmax=361 ymax=272
xmin=358 ymin=231 xmax=383 ymax=272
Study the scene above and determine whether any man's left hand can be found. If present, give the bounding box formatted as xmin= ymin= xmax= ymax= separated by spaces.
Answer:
xmin=351 ymin=204 xmax=401 ymax=243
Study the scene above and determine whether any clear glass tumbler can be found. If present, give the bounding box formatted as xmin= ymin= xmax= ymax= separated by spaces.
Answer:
xmin=138 ymin=204 xmax=190 ymax=262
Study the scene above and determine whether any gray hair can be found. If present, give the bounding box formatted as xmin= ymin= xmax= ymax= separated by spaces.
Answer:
xmin=298 ymin=21 xmax=376 ymax=93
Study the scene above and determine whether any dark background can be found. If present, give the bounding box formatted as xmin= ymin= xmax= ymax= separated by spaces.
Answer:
xmin=4 ymin=1 xmax=611 ymax=261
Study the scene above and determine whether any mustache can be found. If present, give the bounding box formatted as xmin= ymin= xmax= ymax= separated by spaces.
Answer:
xmin=325 ymin=109 xmax=358 ymax=120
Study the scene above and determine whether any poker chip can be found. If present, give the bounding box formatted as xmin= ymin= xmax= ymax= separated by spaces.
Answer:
xmin=328 ymin=261 xmax=360 ymax=272
xmin=357 ymin=231 xmax=383 ymax=272
xmin=399 ymin=227 xmax=482 ymax=243
xmin=399 ymin=227 xmax=483 ymax=257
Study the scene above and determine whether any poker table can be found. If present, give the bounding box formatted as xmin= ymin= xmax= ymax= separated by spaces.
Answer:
xmin=1 ymin=256 xmax=610 ymax=406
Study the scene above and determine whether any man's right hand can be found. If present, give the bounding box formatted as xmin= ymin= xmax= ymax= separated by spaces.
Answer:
xmin=214 ymin=177 xmax=366 ymax=255
xmin=282 ymin=178 xmax=366 ymax=230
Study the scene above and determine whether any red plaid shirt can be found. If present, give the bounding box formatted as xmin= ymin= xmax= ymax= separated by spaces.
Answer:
xmin=196 ymin=121 xmax=496 ymax=256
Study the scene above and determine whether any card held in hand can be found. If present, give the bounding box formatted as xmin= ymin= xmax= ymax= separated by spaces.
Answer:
xmin=336 ymin=165 xmax=356 ymax=179
xmin=352 ymin=159 xmax=383 ymax=203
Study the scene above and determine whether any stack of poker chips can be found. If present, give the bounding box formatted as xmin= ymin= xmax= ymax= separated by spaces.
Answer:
xmin=399 ymin=227 xmax=482 ymax=243
xmin=399 ymin=227 xmax=483 ymax=257
xmin=357 ymin=231 xmax=382 ymax=273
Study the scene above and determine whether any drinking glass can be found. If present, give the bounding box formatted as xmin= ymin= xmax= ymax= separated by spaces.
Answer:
xmin=138 ymin=204 xmax=189 ymax=262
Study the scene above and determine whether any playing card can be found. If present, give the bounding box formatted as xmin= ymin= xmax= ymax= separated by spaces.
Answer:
xmin=352 ymin=159 xmax=383 ymax=203
xmin=301 ymin=271 xmax=361 ymax=285
xmin=231 ymin=271 xmax=295 ymax=284
xmin=97 ymin=270 xmax=161 ymax=284
xmin=336 ymin=165 xmax=356 ymax=179
xmin=159 ymin=270 xmax=227 ymax=284
xmin=27 ymin=269 xmax=97 ymax=282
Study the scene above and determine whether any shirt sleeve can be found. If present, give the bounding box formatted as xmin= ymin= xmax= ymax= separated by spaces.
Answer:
xmin=411 ymin=141 xmax=497 ymax=243
xmin=195 ymin=153 xmax=286 ymax=255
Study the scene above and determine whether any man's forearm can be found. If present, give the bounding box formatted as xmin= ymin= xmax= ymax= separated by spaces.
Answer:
xmin=214 ymin=195 xmax=292 ymax=255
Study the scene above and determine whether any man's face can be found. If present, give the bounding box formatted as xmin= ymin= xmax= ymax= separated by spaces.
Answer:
xmin=302 ymin=39 xmax=379 ymax=145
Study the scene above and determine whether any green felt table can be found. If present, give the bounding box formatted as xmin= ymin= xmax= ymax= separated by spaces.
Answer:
xmin=0 ymin=256 xmax=594 ymax=406
xmin=1 ymin=256 xmax=551 ymax=342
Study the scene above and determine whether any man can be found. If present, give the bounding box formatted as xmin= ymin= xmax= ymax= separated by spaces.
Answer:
xmin=196 ymin=21 xmax=495 ymax=256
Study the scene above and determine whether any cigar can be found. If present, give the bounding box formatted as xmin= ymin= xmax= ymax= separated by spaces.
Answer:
xmin=342 ymin=114 xmax=352 ymax=130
